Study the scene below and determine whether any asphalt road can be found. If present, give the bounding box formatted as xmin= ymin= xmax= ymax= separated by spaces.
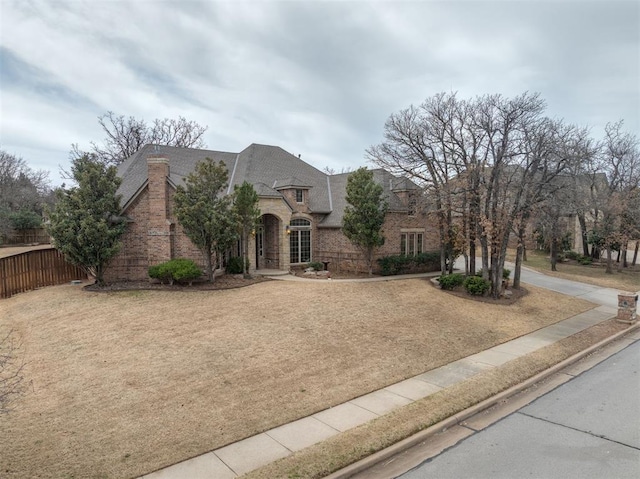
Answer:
xmin=398 ymin=339 xmax=640 ymax=479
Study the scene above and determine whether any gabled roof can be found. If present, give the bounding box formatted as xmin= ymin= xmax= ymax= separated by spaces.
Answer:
xmin=230 ymin=144 xmax=331 ymax=213
xmin=391 ymin=176 xmax=420 ymax=192
xmin=116 ymin=143 xmax=420 ymax=222
xmin=252 ymin=182 xmax=282 ymax=198
xmin=116 ymin=144 xmax=237 ymax=209
xmin=320 ymin=169 xmax=418 ymax=227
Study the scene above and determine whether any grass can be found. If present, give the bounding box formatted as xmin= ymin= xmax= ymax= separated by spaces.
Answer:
xmin=0 ymin=278 xmax=595 ymax=479
xmin=243 ymin=318 xmax=631 ymax=479
xmin=513 ymin=249 xmax=640 ymax=292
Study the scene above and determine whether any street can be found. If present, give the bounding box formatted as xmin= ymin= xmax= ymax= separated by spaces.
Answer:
xmin=398 ymin=340 xmax=640 ymax=479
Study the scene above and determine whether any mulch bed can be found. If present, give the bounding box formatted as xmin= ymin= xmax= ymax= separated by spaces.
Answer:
xmin=84 ymin=275 xmax=271 ymax=292
xmin=428 ymin=278 xmax=529 ymax=305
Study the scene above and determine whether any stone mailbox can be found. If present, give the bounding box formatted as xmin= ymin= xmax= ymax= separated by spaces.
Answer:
xmin=617 ymin=292 xmax=638 ymax=324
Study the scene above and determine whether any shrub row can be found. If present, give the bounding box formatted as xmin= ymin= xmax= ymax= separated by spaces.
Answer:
xmin=564 ymin=251 xmax=593 ymax=265
xmin=377 ymin=252 xmax=440 ymax=276
xmin=148 ymin=259 xmax=202 ymax=285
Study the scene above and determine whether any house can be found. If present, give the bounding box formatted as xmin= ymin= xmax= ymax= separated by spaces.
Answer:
xmin=104 ymin=143 xmax=439 ymax=281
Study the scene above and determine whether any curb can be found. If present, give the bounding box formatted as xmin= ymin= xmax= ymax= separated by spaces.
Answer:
xmin=324 ymin=321 xmax=640 ymax=479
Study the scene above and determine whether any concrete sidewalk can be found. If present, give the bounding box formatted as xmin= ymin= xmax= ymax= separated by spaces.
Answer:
xmin=141 ymin=270 xmax=637 ymax=479
xmin=397 ymin=334 xmax=640 ymax=479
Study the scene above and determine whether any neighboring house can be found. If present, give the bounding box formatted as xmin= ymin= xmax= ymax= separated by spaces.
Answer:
xmin=104 ymin=143 xmax=439 ymax=281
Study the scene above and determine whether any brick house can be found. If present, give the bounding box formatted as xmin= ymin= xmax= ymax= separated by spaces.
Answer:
xmin=105 ymin=143 xmax=439 ymax=281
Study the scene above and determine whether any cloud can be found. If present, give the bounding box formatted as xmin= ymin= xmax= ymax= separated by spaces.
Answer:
xmin=0 ymin=0 xmax=637 ymax=185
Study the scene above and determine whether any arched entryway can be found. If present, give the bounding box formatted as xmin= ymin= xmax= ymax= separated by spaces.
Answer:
xmin=255 ymin=214 xmax=282 ymax=270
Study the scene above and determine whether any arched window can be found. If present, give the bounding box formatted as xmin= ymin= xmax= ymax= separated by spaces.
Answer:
xmin=289 ymin=218 xmax=311 ymax=263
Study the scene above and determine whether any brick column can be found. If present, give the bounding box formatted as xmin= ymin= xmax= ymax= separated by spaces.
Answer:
xmin=617 ymin=292 xmax=638 ymax=324
xmin=147 ymin=155 xmax=173 ymax=268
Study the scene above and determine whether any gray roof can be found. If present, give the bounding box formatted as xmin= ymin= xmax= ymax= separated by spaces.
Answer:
xmin=117 ymin=144 xmax=237 ymax=209
xmin=320 ymin=168 xmax=414 ymax=227
xmin=117 ymin=143 xmax=419 ymax=222
xmin=273 ymin=177 xmax=313 ymax=189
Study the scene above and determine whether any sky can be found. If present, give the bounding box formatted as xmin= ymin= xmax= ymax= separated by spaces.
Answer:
xmin=1 ymin=0 xmax=638 ymax=186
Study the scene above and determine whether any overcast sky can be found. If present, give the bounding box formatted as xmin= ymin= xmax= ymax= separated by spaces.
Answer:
xmin=1 ymin=0 xmax=638 ymax=186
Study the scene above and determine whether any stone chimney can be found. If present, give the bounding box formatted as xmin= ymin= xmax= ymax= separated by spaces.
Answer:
xmin=146 ymin=154 xmax=173 ymax=267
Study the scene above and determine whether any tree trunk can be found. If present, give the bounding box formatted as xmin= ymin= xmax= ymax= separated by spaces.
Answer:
xmin=480 ymin=235 xmax=489 ymax=280
xmin=242 ymin=229 xmax=250 ymax=278
xmin=469 ymin=240 xmax=476 ymax=276
xmin=618 ymin=246 xmax=627 ymax=272
xmin=523 ymin=243 xmax=527 ymax=261
xmin=605 ymin=246 xmax=613 ymax=274
xmin=632 ymin=241 xmax=639 ymax=266
xmin=95 ymin=265 xmax=104 ymax=285
xmin=577 ymin=212 xmax=590 ymax=256
xmin=513 ymin=224 xmax=527 ymax=290
xmin=204 ymin=248 xmax=214 ymax=282
xmin=513 ymin=242 xmax=523 ymax=289
xmin=550 ymin=238 xmax=558 ymax=272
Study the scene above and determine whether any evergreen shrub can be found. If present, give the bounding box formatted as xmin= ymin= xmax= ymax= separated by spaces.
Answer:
xmin=377 ymin=251 xmax=440 ymax=276
xmin=226 ymin=256 xmax=246 ymax=274
xmin=149 ymin=259 xmax=202 ymax=285
xmin=463 ymin=276 xmax=490 ymax=296
xmin=437 ymin=273 xmax=465 ymax=290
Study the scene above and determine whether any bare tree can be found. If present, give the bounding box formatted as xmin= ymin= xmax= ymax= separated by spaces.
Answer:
xmin=0 ymin=330 xmax=26 ymax=415
xmin=79 ymin=112 xmax=208 ymax=166
xmin=369 ymin=92 xmax=588 ymax=298
xmin=595 ymin=121 xmax=640 ymax=273
xmin=367 ymin=93 xmax=463 ymax=275
xmin=510 ymin=121 xmax=588 ymax=286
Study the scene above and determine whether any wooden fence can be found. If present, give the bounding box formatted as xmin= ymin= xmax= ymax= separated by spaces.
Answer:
xmin=0 ymin=248 xmax=86 ymax=299
xmin=6 ymin=228 xmax=51 ymax=245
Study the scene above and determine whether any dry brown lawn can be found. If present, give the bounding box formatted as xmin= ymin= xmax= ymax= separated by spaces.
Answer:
xmin=245 ymin=318 xmax=632 ymax=479
xmin=1 ymin=279 xmax=595 ymax=479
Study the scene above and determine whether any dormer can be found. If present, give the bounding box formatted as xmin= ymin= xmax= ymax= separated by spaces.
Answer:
xmin=273 ymin=177 xmax=313 ymax=211
xmin=391 ymin=177 xmax=420 ymax=215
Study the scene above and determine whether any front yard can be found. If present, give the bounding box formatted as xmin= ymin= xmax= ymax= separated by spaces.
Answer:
xmin=1 ymin=279 xmax=595 ymax=479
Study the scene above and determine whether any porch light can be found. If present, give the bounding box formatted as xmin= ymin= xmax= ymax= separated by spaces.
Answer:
xmin=285 ymin=225 xmax=291 ymax=235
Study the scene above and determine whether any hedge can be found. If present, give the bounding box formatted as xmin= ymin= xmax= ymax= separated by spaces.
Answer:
xmin=377 ymin=252 xmax=440 ymax=276
xmin=149 ymin=259 xmax=202 ymax=285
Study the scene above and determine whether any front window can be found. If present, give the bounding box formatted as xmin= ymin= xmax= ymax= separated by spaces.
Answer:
xmin=401 ymin=232 xmax=423 ymax=256
xmin=290 ymin=218 xmax=311 ymax=263
xmin=295 ymin=189 xmax=304 ymax=203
